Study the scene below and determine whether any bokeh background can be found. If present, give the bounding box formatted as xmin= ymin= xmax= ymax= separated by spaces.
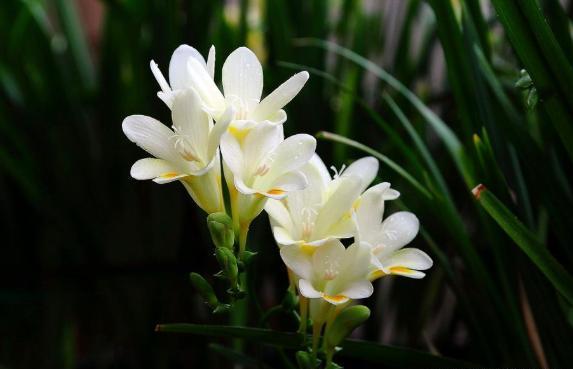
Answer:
xmin=2 ymin=0 xmax=573 ymax=368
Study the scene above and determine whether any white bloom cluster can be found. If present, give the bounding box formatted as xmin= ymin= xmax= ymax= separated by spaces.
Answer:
xmin=122 ymin=45 xmax=432 ymax=326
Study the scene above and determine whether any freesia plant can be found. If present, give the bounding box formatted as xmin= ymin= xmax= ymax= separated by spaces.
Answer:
xmin=123 ymin=45 xmax=432 ymax=368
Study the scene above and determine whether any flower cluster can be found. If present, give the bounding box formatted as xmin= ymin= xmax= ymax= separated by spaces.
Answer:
xmin=123 ymin=44 xmax=433 ymax=365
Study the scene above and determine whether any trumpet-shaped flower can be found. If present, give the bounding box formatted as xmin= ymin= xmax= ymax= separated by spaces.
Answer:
xmin=220 ymin=124 xmax=316 ymax=227
xmin=355 ymin=183 xmax=433 ymax=279
xmin=280 ymin=240 xmax=374 ymax=305
xmin=265 ymin=155 xmax=379 ymax=248
xmin=122 ymin=88 xmax=232 ymax=214
xmin=153 ymin=45 xmax=309 ymax=128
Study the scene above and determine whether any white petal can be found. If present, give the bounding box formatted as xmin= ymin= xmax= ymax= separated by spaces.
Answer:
xmin=220 ymin=131 xmax=244 ymax=177
xmin=299 ymin=279 xmax=322 ymax=298
xmin=130 ymin=158 xmax=179 ymax=180
xmin=339 ymin=280 xmax=374 ymax=299
xmin=265 ymin=200 xmax=294 ymax=231
xmin=280 ymin=245 xmax=313 ymax=280
xmin=260 ymin=134 xmax=316 ymax=185
xmin=375 ymin=212 xmax=420 ymax=256
xmin=207 ymin=106 xmax=234 ymax=160
xmin=312 ymin=177 xmax=362 ymax=239
xmin=150 ymin=60 xmax=171 ymax=93
xmin=187 ymin=57 xmax=226 ymax=114
xmin=355 ymin=183 xmax=390 ymax=244
xmin=122 ymin=115 xmax=180 ymax=164
xmin=262 ymin=170 xmax=308 ymax=199
xmin=312 ymin=239 xmax=345 ymax=279
xmin=271 ymin=225 xmax=299 ymax=246
xmin=169 ymin=45 xmax=207 ymax=90
xmin=243 ymin=124 xmax=284 ymax=174
xmin=153 ymin=173 xmax=188 ymax=184
xmin=383 ymin=248 xmax=433 ymax=271
xmin=222 ymin=47 xmax=263 ymax=102
xmin=261 ymin=109 xmax=287 ymax=126
xmin=252 ymin=71 xmax=309 ymax=120
xmin=340 ymin=242 xmax=373 ymax=282
xmin=171 ymin=89 xmax=210 ymax=162
xmin=343 ymin=156 xmax=379 ymax=193
xmin=207 ymin=45 xmax=216 ymax=79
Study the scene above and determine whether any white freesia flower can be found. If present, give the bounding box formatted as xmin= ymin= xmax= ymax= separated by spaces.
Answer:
xmin=355 ymin=183 xmax=433 ymax=279
xmin=280 ymin=240 xmax=373 ymax=305
xmin=151 ymin=45 xmax=309 ymax=128
xmin=122 ymin=88 xmax=232 ymax=214
xmin=265 ymin=155 xmax=379 ymax=248
xmin=220 ymin=124 xmax=316 ymax=239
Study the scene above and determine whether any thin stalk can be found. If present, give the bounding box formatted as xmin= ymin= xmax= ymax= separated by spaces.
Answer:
xmin=298 ymin=296 xmax=309 ymax=336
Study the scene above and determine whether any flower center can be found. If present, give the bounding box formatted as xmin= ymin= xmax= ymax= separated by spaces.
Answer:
xmin=329 ymin=164 xmax=347 ymax=179
xmin=170 ymin=127 xmax=202 ymax=164
xmin=301 ymin=207 xmax=318 ymax=240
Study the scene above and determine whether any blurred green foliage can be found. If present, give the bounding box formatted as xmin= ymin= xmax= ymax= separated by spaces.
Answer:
xmin=2 ymin=0 xmax=573 ymax=368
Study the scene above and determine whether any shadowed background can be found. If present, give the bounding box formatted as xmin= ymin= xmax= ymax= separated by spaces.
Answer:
xmin=2 ymin=0 xmax=573 ymax=368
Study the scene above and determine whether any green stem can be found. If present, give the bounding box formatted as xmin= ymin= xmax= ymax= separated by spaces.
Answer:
xmin=239 ymin=223 xmax=249 ymax=254
xmin=311 ymin=322 xmax=322 ymax=364
xmin=298 ymin=296 xmax=308 ymax=336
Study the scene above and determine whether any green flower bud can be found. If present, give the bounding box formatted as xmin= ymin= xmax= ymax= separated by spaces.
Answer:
xmin=324 ymin=305 xmax=370 ymax=351
xmin=207 ymin=212 xmax=235 ymax=250
xmin=189 ymin=272 xmax=218 ymax=308
xmin=296 ymin=351 xmax=319 ymax=369
xmin=215 ymin=247 xmax=239 ymax=288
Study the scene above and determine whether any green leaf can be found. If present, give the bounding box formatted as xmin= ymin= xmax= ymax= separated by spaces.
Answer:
xmin=155 ymin=324 xmax=478 ymax=368
xmin=473 ymin=184 xmax=573 ymax=305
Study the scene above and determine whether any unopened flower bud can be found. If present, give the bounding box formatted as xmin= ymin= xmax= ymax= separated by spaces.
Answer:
xmin=207 ymin=212 xmax=235 ymax=250
xmin=189 ymin=272 xmax=218 ymax=309
xmin=325 ymin=305 xmax=370 ymax=351
xmin=215 ymin=247 xmax=239 ymax=288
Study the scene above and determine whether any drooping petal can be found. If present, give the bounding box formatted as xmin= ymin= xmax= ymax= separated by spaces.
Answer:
xmin=206 ymin=45 xmax=216 ymax=79
xmin=299 ymin=279 xmax=322 ymax=299
xmin=130 ymin=158 xmax=179 ymax=180
xmin=355 ymin=182 xmax=390 ymax=245
xmin=382 ymin=248 xmax=433 ymax=276
xmin=122 ymin=115 xmax=181 ymax=165
xmin=222 ymin=47 xmax=263 ymax=103
xmin=374 ymin=211 xmax=420 ymax=257
xmin=280 ymin=245 xmax=313 ymax=280
xmin=187 ymin=57 xmax=226 ymax=115
xmin=169 ymin=45 xmax=207 ymax=90
xmin=251 ymin=71 xmax=309 ymax=120
xmin=339 ymin=280 xmax=374 ymax=299
xmin=343 ymin=156 xmax=379 ymax=193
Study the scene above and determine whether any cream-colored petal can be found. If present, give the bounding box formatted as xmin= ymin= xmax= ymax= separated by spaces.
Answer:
xmin=251 ymin=71 xmax=309 ymax=120
xmin=169 ymin=45 xmax=207 ymax=90
xmin=150 ymin=60 xmax=171 ymax=93
xmin=280 ymin=245 xmax=313 ymax=280
xmin=342 ymin=156 xmax=379 ymax=193
xmin=222 ymin=47 xmax=263 ymax=102
xmin=242 ymin=124 xmax=284 ymax=176
xmin=130 ymin=158 xmax=178 ymax=180
xmin=260 ymin=170 xmax=308 ymax=199
xmin=382 ymin=248 xmax=433 ymax=272
xmin=270 ymin=225 xmax=299 ymax=246
xmin=220 ymin=131 xmax=244 ymax=177
xmin=153 ymin=172 xmax=188 ymax=184
xmin=207 ymin=106 xmax=234 ymax=160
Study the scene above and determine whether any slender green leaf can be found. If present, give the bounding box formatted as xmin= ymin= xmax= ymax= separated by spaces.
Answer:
xmin=473 ymin=184 xmax=573 ymax=304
